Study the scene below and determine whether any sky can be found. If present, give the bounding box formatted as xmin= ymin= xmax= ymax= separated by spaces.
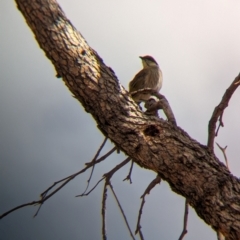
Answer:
xmin=1 ymin=0 xmax=240 ymax=239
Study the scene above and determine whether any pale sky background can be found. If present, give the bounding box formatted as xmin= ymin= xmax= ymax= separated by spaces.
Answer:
xmin=1 ymin=1 xmax=240 ymax=240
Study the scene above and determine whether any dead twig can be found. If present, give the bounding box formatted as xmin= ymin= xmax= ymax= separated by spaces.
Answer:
xmin=135 ymin=175 xmax=161 ymax=236
xmin=206 ymin=74 xmax=240 ymax=240
xmin=108 ymin=182 xmax=135 ymax=240
xmin=102 ymin=182 xmax=107 ymax=240
xmin=0 ymin=144 xmax=117 ymax=219
xmin=216 ymin=143 xmax=229 ymax=170
xmin=123 ymin=160 xmax=134 ymax=184
xmin=82 ymin=137 xmax=108 ymax=194
xmin=38 ymin=146 xmax=116 ymax=200
xmin=99 ymin=157 xmax=132 ymax=239
xmin=208 ymin=73 xmax=240 ymax=151
xmin=208 ymin=75 xmax=239 ymax=240
xmin=76 ymin=177 xmax=105 ymax=197
xmin=178 ymin=198 xmax=189 ymax=240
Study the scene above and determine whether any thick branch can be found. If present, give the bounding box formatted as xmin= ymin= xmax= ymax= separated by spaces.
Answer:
xmin=15 ymin=1 xmax=240 ymax=239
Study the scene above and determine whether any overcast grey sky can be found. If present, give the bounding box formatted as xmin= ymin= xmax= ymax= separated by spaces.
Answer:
xmin=1 ymin=1 xmax=240 ymax=239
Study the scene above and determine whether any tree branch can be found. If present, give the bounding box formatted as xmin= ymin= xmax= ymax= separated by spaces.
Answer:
xmin=123 ymin=160 xmax=134 ymax=184
xmin=82 ymin=137 xmax=108 ymax=194
xmin=101 ymin=158 xmax=133 ymax=239
xmin=130 ymin=88 xmax=177 ymax=125
xmin=208 ymin=74 xmax=240 ymax=151
xmin=216 ymin=143 xmax=229 ymax=170
xmin=178 ymin=199 xmax=189 ymax=240
xmin=0 ymin=143 xmax=116 ymax=219
xmin=14 ymin=1 xmax=240 ymax=239
xmin=135 ymin=175 xmax=161 ymax=236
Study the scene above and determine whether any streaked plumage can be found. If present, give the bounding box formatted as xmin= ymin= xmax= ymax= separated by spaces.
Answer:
xmin=129 ymin=55 xmax=163 ymax=103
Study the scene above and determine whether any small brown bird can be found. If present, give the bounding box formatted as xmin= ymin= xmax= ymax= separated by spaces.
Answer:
xmin=129 ymin=55 xmax=163 ymax=104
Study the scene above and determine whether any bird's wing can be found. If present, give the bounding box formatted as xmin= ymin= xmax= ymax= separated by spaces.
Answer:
xmin=129 ymin=68 xmax=149 ymax=92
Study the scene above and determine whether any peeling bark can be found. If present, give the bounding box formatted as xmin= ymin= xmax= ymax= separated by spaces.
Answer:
xmin=15 ymin=0 xmax=240 ymax=239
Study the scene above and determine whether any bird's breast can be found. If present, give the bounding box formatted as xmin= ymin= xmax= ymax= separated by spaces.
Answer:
xmin=148 ymin=68 xmax=162 ymax=91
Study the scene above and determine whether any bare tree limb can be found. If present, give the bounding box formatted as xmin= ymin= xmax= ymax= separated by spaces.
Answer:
xmin=123 ymin=160 xmax=134 ymax=184
xmin=76 ymin=177 xmax=105 ymax=197
xmin=81 ymin=157 xmax=136 ymax=238
xmin=82 ymin=137 xmax=108 ymax=194
xmin=135 ymin=175 xmax=161 ymax=236
xmin=0 ymin=144 xmax=116 ymax=219
xmin=207 ymin=74 xmax=239 ymax=240
xmin=108 ymin=182 xmax=136 ymax=240
xmin=178 ymin=199 xmax=189 ymax=240
xmin=77 ymin=157 xmax=131 ymax=197
xmin=85 ymin=147 xmax=117 ymax=166
xmin=102 ymin=182 xmax=107 ymax=240
xmin=12 ymin=1 xmax=240 ymax=239
xmin=100 ymin=158 xmax=132 ymax=239
xmin=208 ymin=73 xmax=240 ymax=151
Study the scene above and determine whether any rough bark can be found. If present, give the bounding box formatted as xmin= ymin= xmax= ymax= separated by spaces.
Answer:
xmin=15 ymin=0 xmax=240 ymax=239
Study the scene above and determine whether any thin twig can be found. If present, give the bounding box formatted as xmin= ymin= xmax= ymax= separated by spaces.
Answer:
xmin=216 ymin=143 xmax=229 ymax=170
xmin=38 ymin=146 xmax=116 ymax=199
xmin=135 ymin=175 xmax=161 ymax=235
xmin=76 ymin=177 xmax=105 ymax=197
xmin=104 ymin=157 xmax=131 ymax=179
xmin=78 ymin=157 xmax=131 ymax=198
xmin=138 ymin=229 xmax=145 ymax=240
xmin=108 ymin=182 xmax=136 ymax=240
xmin=0 ymin=146 xmax=117 ymax=219
xmin=215 ymin=113 xmax=224 ymax=137
xmin=33 ymin=201 xmax=44 ymax=217
xmin=0 ymin=201 xmax=40 ymax=219
xmin=178 ymin=198 xmax=189 ymax=240
xmin=205 ymin=74 xmax=240 ymax=240
xmin=99 ymin=157 xmax=132 ymax=240
xmin=135 ymin=197 xmax=145 ymax=236
xmin=82 ymin=137 xmax=108 ymax=194
xmin=102 ymin=181 xmax=108 ymax=240
xmin=123 ymin=160 xmax=134 ymax=184
xmin=208 ymin=73 xmax=240 ymax=151
xmin=85 ymin=147 xmax=117 ymax=166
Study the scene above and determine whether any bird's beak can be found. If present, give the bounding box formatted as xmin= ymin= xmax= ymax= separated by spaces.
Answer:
xmin=139 ymin=56 xmax=143 ymax=59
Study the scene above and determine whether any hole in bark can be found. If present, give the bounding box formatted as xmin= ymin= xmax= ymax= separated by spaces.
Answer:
xmin=144 ymin=125 xmax=159 ymax=137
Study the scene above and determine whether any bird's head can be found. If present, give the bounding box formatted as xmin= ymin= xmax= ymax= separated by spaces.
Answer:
xmin=140 ymin=55 xmax=158 ymax=68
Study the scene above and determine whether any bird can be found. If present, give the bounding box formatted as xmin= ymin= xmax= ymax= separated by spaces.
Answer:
xmin=129 ymin=55 xmax=163 ymax=104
